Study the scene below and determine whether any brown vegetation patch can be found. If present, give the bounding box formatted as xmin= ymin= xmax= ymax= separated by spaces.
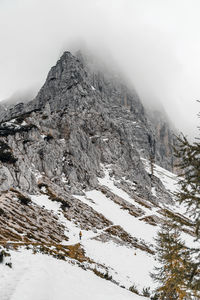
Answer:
xmin=0 ymin=192 xmax=68 ymax=245
xmin=140 ymin=215 xmax=162 ymax=226
xmin=159 ymin=208 xmax=194 ymax=228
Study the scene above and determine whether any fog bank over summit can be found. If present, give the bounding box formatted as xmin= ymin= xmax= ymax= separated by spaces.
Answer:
xmin=0 ymin=0 xmax=199 ymax=137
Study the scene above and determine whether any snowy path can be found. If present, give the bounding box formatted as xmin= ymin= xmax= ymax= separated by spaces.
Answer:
xmin=29 ymin=190 xmax=157 ymax=293
xmin=0 ymin=250 xmax=147 ymax=300
xmin=74 ymin=190 xmax=157 ymax=244
xmin=31 ymin=194 xmax=115 ymax=246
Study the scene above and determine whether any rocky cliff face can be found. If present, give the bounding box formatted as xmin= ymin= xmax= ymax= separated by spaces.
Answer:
xmin=0 ymin=51 xmax=176 ymax=197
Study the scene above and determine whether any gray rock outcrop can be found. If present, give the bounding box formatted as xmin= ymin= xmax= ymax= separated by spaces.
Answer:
xmin=0 ymin=50 xmax=176 ymax=205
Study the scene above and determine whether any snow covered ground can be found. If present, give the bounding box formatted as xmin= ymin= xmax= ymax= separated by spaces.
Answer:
xmin=28 ymin=160 xmax=197 ymax=294
xmin=141 ymin=158 xmax=178 ymax=194
xmin=1 ymin=160 xmax=197 ymax=299
xmin=30 ymin=188 xmax=157 ymax=292
xmin=75 ymin=190 xmax=157 ymax=244
xmin=141 ymin=158 xmax=193 ymax=215
xmin=83 ymin=239 xmax=155 ymax=291
xmin=0 ymin=250 xmax=147 ymax=300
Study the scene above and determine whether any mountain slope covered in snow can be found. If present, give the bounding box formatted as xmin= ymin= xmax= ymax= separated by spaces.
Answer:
xmin=0 ymin=160 xmax=196 ymax=299
xmin=0 ymin=51 xmax=196 ymax=299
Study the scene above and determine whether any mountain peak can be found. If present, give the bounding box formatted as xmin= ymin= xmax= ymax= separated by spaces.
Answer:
xmin=0 ymin=50 xmax=176 ymax=172
xmin=34 ymin=50 xmax=90 ymax=110
xmin=0 ymin=49 xmax=193 ymax=299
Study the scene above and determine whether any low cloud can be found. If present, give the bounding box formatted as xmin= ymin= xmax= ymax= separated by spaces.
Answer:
xmin=0 ymin=0 xmax=199 ymax=137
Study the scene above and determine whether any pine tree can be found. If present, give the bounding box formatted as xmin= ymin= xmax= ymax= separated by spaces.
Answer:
xmin=174 ymin=123 xmax=200 ymax=296
xmin=188 ymin=249 xmax=200 ymax=299
xmin=174 ymin=134 xmax=200 ymax=239
xmin=151 ymin=221 xmax=192 ymax=300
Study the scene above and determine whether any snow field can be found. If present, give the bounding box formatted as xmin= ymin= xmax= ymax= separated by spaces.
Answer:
xmin=83 ymin=239 xmax=156 ymax=292
xmin=0 ymin=250 xmax=147 ymax=300
xmin=3 ymin=160 xmax=196 ymax=299
xmin=141 ymin=158 xmax=178 ymax=194
xmin=30 ymin=178 xmax=157 ymax=292
xmin=98 ymin=166 xmax=162 ymax=218
xmin=75 ymin=190 xmax=157 ymax=244
xmin=73 ymin=175 xmax=159 ymax=292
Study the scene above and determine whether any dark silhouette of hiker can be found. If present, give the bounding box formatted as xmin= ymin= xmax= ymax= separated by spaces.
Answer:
xmin=79 ymin=231 xmax=82 ymax=240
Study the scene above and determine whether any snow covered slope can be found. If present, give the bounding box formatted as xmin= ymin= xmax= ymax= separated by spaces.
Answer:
xmin=0 ymin=250 xmax=147 ymax=300
xmin=0 ymin=160 xmax=197 ymax=299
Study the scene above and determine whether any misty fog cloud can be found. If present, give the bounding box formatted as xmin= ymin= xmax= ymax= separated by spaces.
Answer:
xmin=0 ymin=0 xmax=200 ymax=137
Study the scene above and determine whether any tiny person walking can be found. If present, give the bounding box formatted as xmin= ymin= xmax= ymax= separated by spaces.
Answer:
xmin=79 ymin=231 xmax=82 ymax=241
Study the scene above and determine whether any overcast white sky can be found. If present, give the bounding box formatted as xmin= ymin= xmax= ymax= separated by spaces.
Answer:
xmin=0 ymin=0 xmax=200 ymax=137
